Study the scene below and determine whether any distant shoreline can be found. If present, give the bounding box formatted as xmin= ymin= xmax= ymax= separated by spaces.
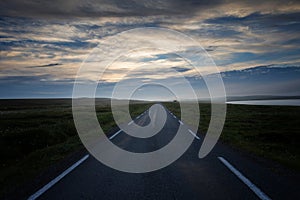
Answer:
xmin=227 ymin=99 xmax=300 ymax=106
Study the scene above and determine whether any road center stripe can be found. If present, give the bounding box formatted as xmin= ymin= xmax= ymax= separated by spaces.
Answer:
xmin=188 ymin=129 xmax=200 ymax=140
xmin=109 ymin=129 xmax=122 ymax=140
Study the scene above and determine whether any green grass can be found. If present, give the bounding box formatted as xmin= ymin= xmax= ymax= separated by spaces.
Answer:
xmin=0 ymin=99 xmax=152 ymax=197
xmin=222 ymin=104 xmax=300 ymax=170
xmin=164 ymin=102 xmax=300 ymax=171
xmin=1 ymin=99 xmax=299 ymax=197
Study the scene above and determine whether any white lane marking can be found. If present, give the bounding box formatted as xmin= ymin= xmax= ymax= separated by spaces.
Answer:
xmin=109 ymin=129 xmax=122 ymax=140
xmin=28 ymin=154 xmax=89 ymax=200
xmin=188 ymin=129 xmax=200 ymax=140
xmin=110 ymin=111 xmax=145 ymax=140
xmin=172 ymin=113 xmax=200 ymax=140
xmin=218 ymin=157 xmax=271 ymax=200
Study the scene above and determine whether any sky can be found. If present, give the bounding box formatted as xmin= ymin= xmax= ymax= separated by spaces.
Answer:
xmin=0 ymin=0 xmax=300 ymax=99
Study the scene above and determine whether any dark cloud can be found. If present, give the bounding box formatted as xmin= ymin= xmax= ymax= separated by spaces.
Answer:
xmin=2 ymin=0 xmax=299 ymax=19
xmin=205 ymin=12 xmax=300 ymax=34
xmin=171 ymin=66 xmax=191 ymax=72
xmin=205 ymin=46 xmax=217 ymax=52
xmin=190 ymin=25 xmax=242 ymax=39
xmin=215 ymin=48 xmax=300 ymax=67
xmin=0 ymin=0 xmax=224 ymax=18
xmin=26 ymin=63 xmax=62 ymax=68
xmin=9 ymin=39 xmax=94 ymax=49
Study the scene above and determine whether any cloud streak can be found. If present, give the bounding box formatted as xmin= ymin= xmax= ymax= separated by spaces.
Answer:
xmin=26 ymin=63 xmax=62 ymax=68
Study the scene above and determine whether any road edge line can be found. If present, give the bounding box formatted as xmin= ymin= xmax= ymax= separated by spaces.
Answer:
xmin=27 ymin=154 xmax=90 ymax=200
xmin=218 ymin=156 xmax=271 ymax=200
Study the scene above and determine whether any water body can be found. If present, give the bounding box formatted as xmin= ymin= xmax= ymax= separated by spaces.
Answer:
xmin=227 ymin=99 xmax=300 ymax=106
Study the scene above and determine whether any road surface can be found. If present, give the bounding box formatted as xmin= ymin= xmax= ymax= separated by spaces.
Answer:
xmin=31 ymin=104 xmax=299 ymax=200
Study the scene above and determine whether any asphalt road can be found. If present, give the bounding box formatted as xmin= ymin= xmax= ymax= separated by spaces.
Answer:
xmin=33 ymin=104 xmax=299 ymax=200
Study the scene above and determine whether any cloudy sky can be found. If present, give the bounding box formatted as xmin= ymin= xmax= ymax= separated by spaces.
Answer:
xmin=0 ymin=0 xmax=300 ymax=99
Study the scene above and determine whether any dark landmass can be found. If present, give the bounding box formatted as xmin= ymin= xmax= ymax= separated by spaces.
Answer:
xmin=0 ymin=98 xmax=299 ymax=199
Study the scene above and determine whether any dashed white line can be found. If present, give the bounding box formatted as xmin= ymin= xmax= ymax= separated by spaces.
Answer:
xmin=166 ymin=109 xmax=201 ymax=140
xmin=175 ymin=117 xmax=200 ymax=140
xmin=27 ymin=154 xmax=89 ymax=200
xmin=109 ymin=129 xmax=122 ymax=140
xmin=110 ymin=111 xmax=146 ymax=140
xmin=188 ymin=129 xmax=200 ymax=140
xmin=218 ymin=157 xmax=271 ymax=200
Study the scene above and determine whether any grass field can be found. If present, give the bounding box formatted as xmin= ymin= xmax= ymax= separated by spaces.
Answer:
xmin=0 ymin=99 xmax=151 ymax=197
xmin=0 ymin=99 xmax=299 ymax=197
xmin=164 ymin=102 xmax=300 ymax=171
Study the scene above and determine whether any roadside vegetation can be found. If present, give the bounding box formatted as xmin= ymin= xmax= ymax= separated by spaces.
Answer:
xmin=1 ymin=99 xmax=299 ymax=197
xmin=164 ymin=102 xmax=300 ymax=171
xmin=0 ymin=99 xmax=151 ymax=197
